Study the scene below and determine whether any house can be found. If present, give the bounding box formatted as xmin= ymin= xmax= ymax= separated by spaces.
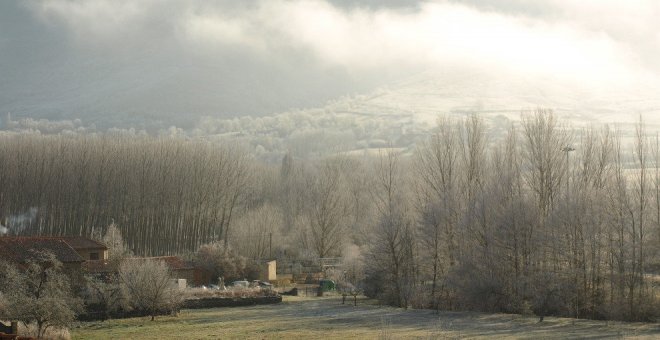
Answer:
xmin=0 ymin=235 xmax=108 ymax=261
xmin=0 ymin=237 xmax=85 ymax=282
xmin=83 ymin=255 xmax=204 ymax=286
xmin=57 ymin=236 xmax=108 ymax=261
xmin=0 ymin=236 xmax=109 ymax=283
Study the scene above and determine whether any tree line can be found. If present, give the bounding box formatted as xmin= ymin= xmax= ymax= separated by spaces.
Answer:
xmin=1 ymin=110 xmax=659 ymax=321
xmin=0 ymin=136 xmax=249 ymax=255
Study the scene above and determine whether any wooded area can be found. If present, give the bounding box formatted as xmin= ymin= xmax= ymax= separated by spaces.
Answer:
xmin=1 ymin=110 xmax=659 ymax=321
xmin=0 ymin=136 xmax=249 ymax=255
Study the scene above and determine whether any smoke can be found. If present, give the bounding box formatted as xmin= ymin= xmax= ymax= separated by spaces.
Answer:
xmin=5 ymin=207 xmax=39 ymax=234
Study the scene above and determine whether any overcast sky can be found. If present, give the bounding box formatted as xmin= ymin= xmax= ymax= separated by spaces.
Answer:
xmin=1 ymin=0 xmax=659 ymax=127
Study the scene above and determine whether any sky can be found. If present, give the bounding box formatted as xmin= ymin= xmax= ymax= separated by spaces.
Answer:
xmin=1 ymin=0 xmax=659 ymax=129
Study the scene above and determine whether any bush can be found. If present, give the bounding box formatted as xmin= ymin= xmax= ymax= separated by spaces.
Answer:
xmin=185 ymin=287 xmax=277 ymax=299
xmin=18 ymin=322 xmax=71 ymax=340
xmin=194 ymin=241 xmax=249 ymax=283
xmin=119 ymin=259 xmax=183 ymax=320
xmin=81 ymin=275 xmax=130 ymax=320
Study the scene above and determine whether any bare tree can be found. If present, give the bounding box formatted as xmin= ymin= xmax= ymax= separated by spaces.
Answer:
xmin=83 ymin=275 xmax=128 ymax=321
xmin=302 ymin=159 xmax=350 ymax=259
xmin=521 ymin=109 xmax=570 ymax=219
xmin=414 ymin=118 xmax=461 ymax=305
xmin=521 ymin=109 xmax=571 ymax=287
xmin=119 ymin=259 xmax=183 ymax=321
xmin=366 ymin=150 xmax=417 ymax=308
xmin=102 ymin=222 xmax=133 ymax=269
xmin=232 ymin=204 xmax=283 ymax=260
xmin=0 ymin=251 xmax=82 ymax=339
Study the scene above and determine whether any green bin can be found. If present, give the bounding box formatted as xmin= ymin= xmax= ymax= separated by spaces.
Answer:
xmin=319 ymin=279 xmax=336 ymax=292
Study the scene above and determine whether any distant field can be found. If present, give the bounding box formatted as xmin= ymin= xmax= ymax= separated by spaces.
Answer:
xmin=71 ymin=296 xmax=660 ymax=339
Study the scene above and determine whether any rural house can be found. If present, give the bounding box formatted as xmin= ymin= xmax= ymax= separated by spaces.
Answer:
xmin=57 ymin=236 xmax=108 ymax=261
xmin=83 ymin=255 xmax=204 ymax=286
xmin=0 ymin=236 xmax=86 ymax=282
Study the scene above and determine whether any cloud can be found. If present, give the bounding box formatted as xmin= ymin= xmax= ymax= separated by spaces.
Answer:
xmin=25 ymin=1 xmax=657 ymax=85
xmin=32 ymin=0 xmax=154 ymax=40
xmin=4 ymin=0 xmax=658 ymax=125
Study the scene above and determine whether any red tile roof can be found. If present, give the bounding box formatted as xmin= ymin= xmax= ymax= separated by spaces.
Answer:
xmin=0 ymin=237 xmax=84 ymax=263
xmin=17 ymin=236 xmax=108 ymax=250
xmin=58 ymin=236 xmax=107 ymax=250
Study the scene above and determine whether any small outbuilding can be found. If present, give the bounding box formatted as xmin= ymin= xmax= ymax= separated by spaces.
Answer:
xmin=257 ymin=260 xmax=277 ymax=282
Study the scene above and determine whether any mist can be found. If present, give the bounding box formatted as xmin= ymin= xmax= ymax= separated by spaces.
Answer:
xmin=2 ymin=0 xmax=660 ymax=131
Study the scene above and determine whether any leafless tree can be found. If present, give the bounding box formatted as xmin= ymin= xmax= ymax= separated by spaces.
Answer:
xmin=366 ymin=150 xmax=417 ymax=308
xmin=521 ymin=109 xmax=570 ymax=219
xmin=119 ymin=258 xmax=182 ymax=321
xmin=83 ymin=275 xmax=128 ymax=321
xmin=102 ymin=222 xmax=133 ymax=269
xmin=302 ymin=158 xmax=351 ymax=259
xmin=232 ymin=204 xmax=283 ymax=260
xmin=0 ymin=251 xmax=82 ymax=339
xmin=414 ymin=118 xmax=461 ymax=305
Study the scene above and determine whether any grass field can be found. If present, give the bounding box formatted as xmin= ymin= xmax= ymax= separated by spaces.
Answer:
xmin=71 ymin=296 xmax=660 ymax=339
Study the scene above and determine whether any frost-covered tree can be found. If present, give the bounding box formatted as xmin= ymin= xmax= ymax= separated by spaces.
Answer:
xmin=102 ymin=222 xmax=132 ymax=268
xmin=119 ymin=259 xmax=182 ymax=321
xmin=194 ymin=241 xmax=248 ymax=283
xmin=0 ymin=251 xmax=82 ymax=339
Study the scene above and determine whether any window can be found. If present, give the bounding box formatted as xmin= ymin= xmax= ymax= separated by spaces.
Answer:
xmin=89 ymin=252 xmax=99 ymax=260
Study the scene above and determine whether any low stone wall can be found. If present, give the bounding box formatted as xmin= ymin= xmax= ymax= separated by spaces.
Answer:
xmin=183 ymin=295 xmax=282 ymax=309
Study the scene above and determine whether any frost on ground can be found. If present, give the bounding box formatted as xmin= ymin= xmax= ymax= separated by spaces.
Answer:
xmin=73 ymin=296 xmax=660 ymax=339
xmin=231 ymin=297 xmax=660 ymax=339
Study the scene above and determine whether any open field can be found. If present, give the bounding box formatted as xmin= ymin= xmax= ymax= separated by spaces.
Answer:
xmin=71 ymin=296 xmax=660 ymax=339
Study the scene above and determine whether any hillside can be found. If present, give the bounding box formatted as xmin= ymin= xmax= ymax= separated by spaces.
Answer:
xmin=4 ymin=67 xmax=660 ymax=160
xmin=190 ymin=68 xmax=660 ymax=160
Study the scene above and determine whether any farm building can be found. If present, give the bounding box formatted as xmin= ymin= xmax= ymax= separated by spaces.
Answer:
xmin=83 ymin=255 xmax=205 ymax=286
xmin=257 ymin=259 xmax=277 ymax=282
xmin=0 ymin=235 xmax=107 ymax=262
xmin=0 ymin=236 xmax=88 ymax=284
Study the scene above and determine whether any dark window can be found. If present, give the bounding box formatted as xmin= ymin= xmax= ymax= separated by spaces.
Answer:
xmin=89 ymin=252 xmax=99 ymax=260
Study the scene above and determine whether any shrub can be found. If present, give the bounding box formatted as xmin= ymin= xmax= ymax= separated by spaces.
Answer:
xmin=194 ymin=241 xmax=249 ymax=283
xmin=82 ymin=275 xmax=130 ymax=320
xmin=119 ymin=259 xmax=183 ymax=320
